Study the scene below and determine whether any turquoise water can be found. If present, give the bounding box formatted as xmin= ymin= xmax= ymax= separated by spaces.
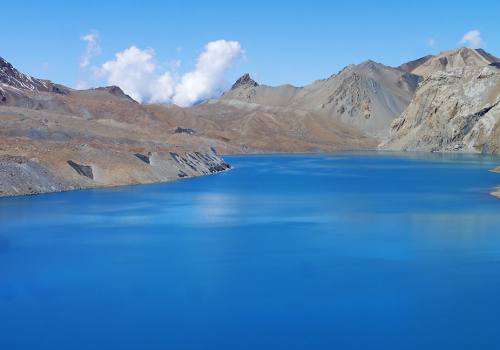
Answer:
xmin=1 ymin=153 xmax=500 ymax=349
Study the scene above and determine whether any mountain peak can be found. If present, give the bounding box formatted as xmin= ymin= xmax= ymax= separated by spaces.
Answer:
xmin=1 ymin=56 xmax=48 ymax=92
xmin=231 ymin=73 xmax=259 ymax=90
xmin=0 ymin=56 xmax=66 ymax=94
xmin=402 ymin=47 xmax=499 ymax=77
xmin=357 ymin=60 xmax=384 ymax=69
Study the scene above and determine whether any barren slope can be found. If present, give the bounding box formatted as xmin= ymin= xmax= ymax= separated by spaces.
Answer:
xmin=382 ymin=66 xmax=500 ymax=153
xmin=222 ymin=61 xmax=419 ymax=137
xmin=0 ymin=58 xmax=230 ymax=197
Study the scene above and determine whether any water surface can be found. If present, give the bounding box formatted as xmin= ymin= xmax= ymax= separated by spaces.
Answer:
xmin=1 ymin=153 xmax=500 ymax=349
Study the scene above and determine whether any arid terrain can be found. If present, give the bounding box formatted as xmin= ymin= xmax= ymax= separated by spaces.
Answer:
xmin=1 ymin=47 xmax=499 ymax=197
xmin=0 ymin=58 xmax=230 ymax=197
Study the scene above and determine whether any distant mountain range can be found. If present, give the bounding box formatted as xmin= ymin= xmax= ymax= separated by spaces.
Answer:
xmin=1 ymin=47 xmax=499 ymax=196
xmin=222 ymin=60 xmax=420 ymax=137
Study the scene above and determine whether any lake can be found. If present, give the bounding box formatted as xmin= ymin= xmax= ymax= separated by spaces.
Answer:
xmin=1 ymin=153 xmax=500 ymax=349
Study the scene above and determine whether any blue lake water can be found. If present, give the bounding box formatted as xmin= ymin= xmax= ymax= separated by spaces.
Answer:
xmin=1 ymin=153 xmax=500 ymax=349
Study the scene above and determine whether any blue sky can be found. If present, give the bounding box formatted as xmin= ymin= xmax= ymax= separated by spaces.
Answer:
xmin=3 ymin=0 xmax=499 ymax=90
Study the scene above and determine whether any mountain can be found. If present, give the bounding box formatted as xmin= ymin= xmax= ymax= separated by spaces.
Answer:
xmin=0 ymin=57 xmax=68 ymax=95
xmin=382 ymin=48 xmax=500 ymax=154
xmin=230 ymin=73 xmax=259 ymax=90
xmin=382 ymin=65 xmax=500 ymax=153
xmin=0 ymin=57 xmax=230 ymax=197
xmin=399 ymin=48 xmax=499 ymax=77
xmin=2 ymin=47 xmax=500 ymax=196
xmin=289 ymin=61 xmax=420 ymax=136
xmin=223 ymin=75 xmax=300 ymax=107
xmin=222 ymin=61 xmax=420 ymax=136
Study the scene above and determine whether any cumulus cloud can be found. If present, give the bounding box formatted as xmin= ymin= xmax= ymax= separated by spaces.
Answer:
xmin=98 ymin=40 xmax=243 ymax=106
xmin=80 ymin=32 xmax=101 ymax=68
xmin=460 ymin=30 xmax=484 ymax=49
xmin=98 ymin=46 xmax=173 ymax=102
xmin=172 ymin=40 xmax=242 ymax=106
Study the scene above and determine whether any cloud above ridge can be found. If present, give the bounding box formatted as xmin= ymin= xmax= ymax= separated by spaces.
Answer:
xmin=460 ymin=30 xmax=484 ymax=49
xmin=98 ymin=40 xmax=243 ymax=106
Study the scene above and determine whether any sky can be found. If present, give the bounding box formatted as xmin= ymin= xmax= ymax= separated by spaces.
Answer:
xmin=2 ymin=0 xmax=499 ymax=105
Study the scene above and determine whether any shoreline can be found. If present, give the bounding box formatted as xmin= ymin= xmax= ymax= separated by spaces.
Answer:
xmin=2 ymin=152 xmax=499 ymax=200
xmin=0 ymin=166 xmax=231 ymax=200
xmin=0 ymin=149 xmax=231 ymax=199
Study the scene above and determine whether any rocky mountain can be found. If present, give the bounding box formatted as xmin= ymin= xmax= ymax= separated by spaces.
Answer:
xmin=382 ymin=65 xmax=500 ymax=153
xmin=222 ymin=61 xmax=420 ymax=137
xmin=0 ymin=57 xmax=230 ymax=197
xmin=399 ymin=48 xmax=499 ymax=77
xmin=2 ymin=46 xmax=500 ymax=196
xmin=230 ymin=73 xmax=259 ymax=90
xmin=0 ymin=57 xmax=68 ymax=95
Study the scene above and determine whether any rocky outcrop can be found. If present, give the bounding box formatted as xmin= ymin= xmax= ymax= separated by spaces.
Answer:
xmin=134 ymin=153 xmax=151 ymax=164
xmin=174 ymin=127 xmax=195 ymax=135
xmin=231 ymin=73 xmax=259 ymax=90
xmin=382 ymin=66 xmax=500 ymax=153
xmin=67 ymin=160 xmax=94 ymax=179
xmin=0 ymin=155 xmax=75 ymax=196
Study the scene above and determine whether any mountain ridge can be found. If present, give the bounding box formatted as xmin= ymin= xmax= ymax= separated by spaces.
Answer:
xmin=1 ymin=47 xmax=499 ymax=196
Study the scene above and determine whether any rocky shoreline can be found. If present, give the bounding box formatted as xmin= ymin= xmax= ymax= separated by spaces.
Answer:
xmin=0 ymin=147 xmax=230 ymax=198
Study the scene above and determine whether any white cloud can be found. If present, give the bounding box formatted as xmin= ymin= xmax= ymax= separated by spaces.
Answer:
xmin=426 ymin=38 xmax=436 ymax=47
xmin=98 ymin=40 xmax=243 ymax=106
xmin=99 ymin=46 xmax=161 ymax=102
xmin=460 ymin=30 xmax=484 ymax=49
xmin=80 ymin=32 xmax=101 ymax=68
xmin=173 ymin=40 xmax=242 ymax=106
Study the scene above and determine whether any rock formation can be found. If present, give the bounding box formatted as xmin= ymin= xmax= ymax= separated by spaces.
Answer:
xmin=382 ymin=65 xmax=500 ymax=153
xmin=230 ymin=73 xmax=259 ymax=90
